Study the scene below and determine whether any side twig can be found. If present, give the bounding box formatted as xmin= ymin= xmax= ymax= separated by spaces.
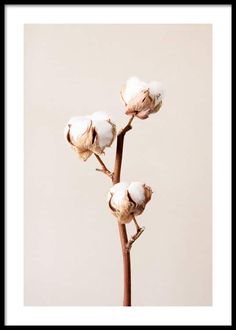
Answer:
xmin=126 ymin=217 xmax=145 ymax=251
xmin=94 ymin=154 xmax=113 ymax=179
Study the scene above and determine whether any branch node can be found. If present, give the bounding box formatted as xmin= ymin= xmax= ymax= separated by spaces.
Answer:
xmin=117 ymin=115 xmax=135 ymax=137
xmin=94 ymin=154 xmax=113 ymax=179
xmin=126 ymin=226 xmax=145 ymax=251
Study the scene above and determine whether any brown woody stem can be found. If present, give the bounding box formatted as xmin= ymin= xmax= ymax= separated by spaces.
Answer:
xmin=94 ymin=154 xmax=113 ymax=179
xmin=113 ymin=116 xmax=134 ymax=184
xmin=94 ymin=115 xmax=137 ymax=306
xmin=112 ymin=115 xmax=134 ymax=306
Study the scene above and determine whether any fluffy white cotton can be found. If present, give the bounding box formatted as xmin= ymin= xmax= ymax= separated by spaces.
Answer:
xmin=110 ymin=182 xmax=129 ymax=194
xmin=86 ymin=112 xmax=115 ymax=148
xmin=111 ymin=190 xmax=127 ymax=209
xmin=128 ymin=182 xmax=145 ymax=204
xmin=67 ymin=116 xmax=85 ymax=125
xmin=148 ymin=81 xmax=164 ymax=99
xmin=66 ymin=112 xmax=115 ymax=148
xmin=93 ymin=120 xmax=114 ymax=148
xmin=123 ymin=77 xmax=147 ymax=103
xmin=88 ymin=111 xmax=109 ymax=121
xmin=68 ymin=117 xmax=91 ymax=142
xmin=108 ymin=182 xmax=129 ymax=206
xmin=123 ymin=77 xmax=164 ymax=103
xmin=108 ymin=181 xmax=152 ymax=222
xmin=109 ymin=181 xmax=146 ymax=208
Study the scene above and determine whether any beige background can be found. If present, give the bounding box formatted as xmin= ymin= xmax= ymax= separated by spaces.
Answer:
xmin=24 ymin=24 xmax=212 ymax=306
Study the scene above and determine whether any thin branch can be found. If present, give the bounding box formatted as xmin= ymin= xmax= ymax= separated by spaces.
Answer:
xmin=126 ymin=217 xmax=145 ymax=251
xmin=133 ymin=216 xmax=141 ymax=231
xmin=94 ymin=154 xmax=113 ymax=179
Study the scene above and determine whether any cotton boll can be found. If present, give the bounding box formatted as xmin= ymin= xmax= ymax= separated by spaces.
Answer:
xmin=123 ymin=77 xmax=147 ymax=103
xmin=128 ymin=182 xmax=146 ymax=205
xmin=108 ymin=181 xmax=153 ymax=223
xmin=93 ymin=120 xmax=114 ymax=149
xmin=121 ymin=77 xmax=164 ymax=120
xmin=69 ymin=118 xmax=92 ymax=144
xmin=65 ymin=112 xmax=116 ymax=160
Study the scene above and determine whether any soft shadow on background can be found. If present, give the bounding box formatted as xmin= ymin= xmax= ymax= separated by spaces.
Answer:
xmin=24 ymin=24 xmax=212 ymax=306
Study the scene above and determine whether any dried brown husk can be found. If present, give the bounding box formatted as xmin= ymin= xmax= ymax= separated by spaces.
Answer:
xmin=121 ymin=86 xmax=162 ymax=119
xmin=108 ymin=192 xmax=135 ymax=224
xmin=130 ymin=184 xmax=153 ymax=217
xmin=144 ymin=184 xmax=153 ymax=203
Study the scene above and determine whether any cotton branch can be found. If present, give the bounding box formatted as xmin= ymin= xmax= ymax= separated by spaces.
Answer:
xmin=66 ymin=77 xmax=163 ymax=308
xmin=126 ymin=217 xmax=145 ymax=251
xmin=94 ymin=154 xmax=113 ymax=179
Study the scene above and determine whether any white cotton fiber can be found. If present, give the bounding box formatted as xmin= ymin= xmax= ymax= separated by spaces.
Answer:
xmin=148 ymin=81 xmax=164 ymax=99
xmin=69 ymin=117 xmax=91 ymax=142
xmin=108 ymin=182 xmax=129 ymax=207
xmin=128 ymin=182 xmax=145 ymax=205
xmin=68 ymin=116 xmax=85 ymax=126
xmin=110 ymin=182 xmax=129 ymax=194
xmin=89 ymin=112 xmax=109 ymax=121
xmin=111 ymin=190 xmax=127 ymax=209
xmin=108 ymin=181 xmax=152 ymax=221
xmin=93 ymin=120 xmax=114 ymax=148
xmin=123 ymin=77 xmax=147 ymax=103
